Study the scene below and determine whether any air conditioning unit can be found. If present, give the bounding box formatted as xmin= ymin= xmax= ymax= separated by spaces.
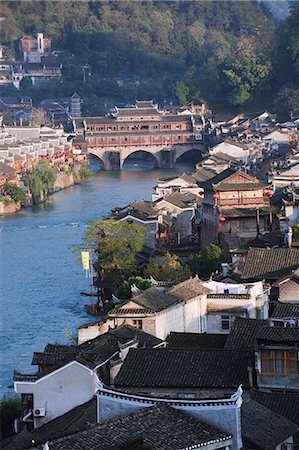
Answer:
xmin=33 ymin=408 xmax=46 ymax=417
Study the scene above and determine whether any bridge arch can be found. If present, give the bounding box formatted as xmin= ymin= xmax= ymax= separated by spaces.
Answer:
xmin=121 ymin=149 xmax=160 ymax=170
xmin=174 ymin=145 xmax=206 ymax=165
xmin=88 ymin=152 xmax=106 ymax=170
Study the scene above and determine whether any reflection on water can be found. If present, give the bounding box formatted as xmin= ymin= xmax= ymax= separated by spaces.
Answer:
xmin=0 ymin=164 xmax=193 ymax=396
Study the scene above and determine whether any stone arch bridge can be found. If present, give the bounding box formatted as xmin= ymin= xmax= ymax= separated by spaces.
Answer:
xmin=88 ymin=143 xmax=207 ymax=170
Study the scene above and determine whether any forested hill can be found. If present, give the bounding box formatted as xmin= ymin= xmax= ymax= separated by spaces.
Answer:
xmin=0 ymin=1 xmax=298 ymax=115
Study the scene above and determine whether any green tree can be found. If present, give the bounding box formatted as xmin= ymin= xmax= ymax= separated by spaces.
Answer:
xmin=144 ymin=252 xmax=191 ymax=283
xmin=274 ymin=86 xmax=299 ymax=116
xmin=175 ymin=81 xmax=189 ymax=105
xmin=31 ymin=160 xmax=56 ymax=195
xmin=24 ymin=172 xmax=43 ymax=202
xmin=83 ymin=218 xmax=146 ymax=275
xmin=0 ymin=396 xmax=21 ymax=440
xmin=115 ymin=276 xmax=151 ymax=300
xmin=3 ymin=183 xmax=26 ymax=204
xmin=187 ymin=243 xmax=225 ymax=279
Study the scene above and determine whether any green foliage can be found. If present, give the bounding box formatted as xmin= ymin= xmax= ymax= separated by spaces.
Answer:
xmin=292 ymin=225 xmax=299 ymax=242
xmin=83 ymin=218 xmax=146 ymax=275
xmin=144 ymin=252 xmax=191 ymax=283
xmin=115 ymin=276 xmax=152 ymax=300
xmin=187 ymin=243 xmax=225 ymax=279
xmin=24 ymin=160 xmax=56 ymax=201
xmin=175 ymin=81 xmax=190 ymax=105
xmin=274 ymin=86 xmax=299 ymax=115
xmin=0 ymin=0 xmax=282 ymax=111
xmin=3 ymin=182 xmax=26 ymax=203
xmin=78 ymin=164 xmax=94 ymax=179
xmin=0 ymin=395 xmax=22 ymax=440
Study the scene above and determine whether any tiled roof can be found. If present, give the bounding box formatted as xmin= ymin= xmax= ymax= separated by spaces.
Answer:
xmin=241 ymin=399 xmax=298 ymax=448
xmin=2 ymin=397 xmax=97 ymax=450
xmin=40 ymin=404 xmax=231 ymax=450
xmin=250 ymin=389 xmax=299 ymax=425
xmin=114 ymin=348 xmax=251 ymax=389
xmin=220 ymin=206 xmax=277 ymax=219
xmin=17 ymin=325 xmax=162 ymax=380
xmin=167 ymin=332 xmax=228 ymax=349
xmin=200 ymin=168 xmax=236 ymax=189
xmin=166 ymin=276 xmax=210 ymax=301
xmin=271 ymin=302 xmax=299 ymax=319
xmin=214 ymin=182 xmax=269 ymax=191
xmin=225 ymin=318 xmax=268 ymax=351
xmin=116 ymin=107 xmax=161 ymax=116
xmin=256 ymin=326 xmax=299 ymax=343
xmin=162 ymin=192 xmax=198 ymax=209
xmin=111 ymin=279 xmax=209 ymax=315
xmin=241 ymin=248 xmax=299 ymax=280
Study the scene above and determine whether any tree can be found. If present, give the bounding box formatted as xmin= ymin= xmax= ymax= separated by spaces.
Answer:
xmin=3 ymin=183 xmax=26 ymax=204
xmin=0 ymin=396 xmax=21 ymax=440
xmin=24 ymin=172 xmax=43 ymax=202
xmin=115 ymin=276 xmax=151 ymax=300
xmin=175 ymin=81 xmax=189 ymax=105
xmin=187 ymin=243 xmax=225 ymax=279
xmin=144 ymin=252 xmax=191 ymax=283
xmin=83 ymin=218 xmax=146 ymax=275
xmin=31 ymin=160 xmax=56 ymax=195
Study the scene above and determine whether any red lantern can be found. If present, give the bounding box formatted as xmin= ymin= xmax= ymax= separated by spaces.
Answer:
xmin=267 ymin=191 xmax=273 ymax=197
xmin=219 ymin=216 xmax=226 ymax=223
xmin=213 ymin=193 xmax=220 ymax=199
xmin=198 ymin=191 xmax=204 ymax=196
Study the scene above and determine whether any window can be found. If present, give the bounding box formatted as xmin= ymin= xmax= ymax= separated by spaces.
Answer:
xmin=132 ymin=319 xmax=142 ymax=329
xmin=221 ymin=315 xmax=234 ymax=331
xmin=260 ymin=350 xmax=299 ymax=375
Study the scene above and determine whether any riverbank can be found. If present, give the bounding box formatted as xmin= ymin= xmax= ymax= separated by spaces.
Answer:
xmin=0 ymin=164 xmax=92 ymax=216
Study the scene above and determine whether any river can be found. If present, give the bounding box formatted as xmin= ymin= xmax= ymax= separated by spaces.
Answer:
xmin=0 ymin=162 xmax=191 ymax=397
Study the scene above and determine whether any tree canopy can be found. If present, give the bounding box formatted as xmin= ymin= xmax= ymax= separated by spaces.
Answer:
xmin=187 ymin=243 xmax=225 ymax=280
xmin=83 ymin=218 xmax=146 ymax=275
xmin=1 ymin=1 xmax=296 ymax=113
xmin=144 ymin=252 xmax=191 ymax=283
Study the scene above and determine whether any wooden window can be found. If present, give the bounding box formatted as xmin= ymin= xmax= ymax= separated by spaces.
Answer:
xmin=288 ymin=351 xmax=299 ymax=375
xmin=260 ymin=350 xmax=299 ymax=375
xmin=132 ymin=319 xmax=142 ymax=329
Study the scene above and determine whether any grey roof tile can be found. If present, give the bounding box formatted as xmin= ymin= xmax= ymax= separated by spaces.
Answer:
xmin=114 ymin=348 xmax=251 ymax=389
xmin=241 ymin=399 xmax=298 ymax=448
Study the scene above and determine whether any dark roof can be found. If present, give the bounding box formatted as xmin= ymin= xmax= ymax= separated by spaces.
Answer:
xmin=17 ymin=325 xmax=162 ymax=381
xmin=225 ymin=318 xmax=268 ymax=351
xmin=2 ymin=397 xmax=97 ymax=449
xmin=200 ymin=167 xmax=236 ymax=190
xmin=0 ymin=161 xmax=16 ymax=174
xmin=215 ymin=182 xmax=268 ymax=191
xmin=241 ymin=399 xmax=298 ymax=448
xmin=114 ymin=348 xmax=251 ymax=389
xmin=241 ymin=248 xmax=299 ymax=281
xmin=250 ymin=389 xmax=299 ymax=425
xmin=167 ymin=332 xmax=228 ymax=349
xmin=220 ymin=206 xmax=277 ymax=219
xmin=162 ymin=192 xmax=198 ymax=208
xmin=166 ymin=276 xmax=210 ymax=301
xmin=41 ymin=404 xmax=231 ymax=450
xmin=110 ymin=278 xmax=209 ymax=315
xmin=256 ymin=326 xmax=299 ymax=344
xmin=271 ymin=302 xmax=299 ymax=319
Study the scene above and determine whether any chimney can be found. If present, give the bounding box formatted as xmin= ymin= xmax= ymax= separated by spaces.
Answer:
xmin=37 ymin=33 xmax=44 ymax=54
xmin=221 ymin=263 xmax=228 ymax=277
xmin=287 ymin=226 xmax=293 ymax=247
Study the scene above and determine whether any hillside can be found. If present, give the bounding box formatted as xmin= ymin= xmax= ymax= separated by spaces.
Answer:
xmin=0 ymin=1 xmax=298 ymax=115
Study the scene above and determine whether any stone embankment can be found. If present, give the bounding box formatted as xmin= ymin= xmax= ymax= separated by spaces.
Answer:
xmin=0 ymin=166 xmax=86 ymax=216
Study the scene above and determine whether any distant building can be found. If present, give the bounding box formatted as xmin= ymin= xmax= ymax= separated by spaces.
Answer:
xmin=19 ymin=33 xmax=51 ymax=63
xmin=70 ymin=92 xmax=81 ymax=118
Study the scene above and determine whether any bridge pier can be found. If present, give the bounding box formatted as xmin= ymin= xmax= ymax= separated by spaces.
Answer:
xmin=88 ymin=143 xmax=207 ymax=171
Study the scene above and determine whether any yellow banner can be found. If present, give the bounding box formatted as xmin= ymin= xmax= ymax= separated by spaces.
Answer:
xmin=81 ymin=251 xmax=90 ymax=270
